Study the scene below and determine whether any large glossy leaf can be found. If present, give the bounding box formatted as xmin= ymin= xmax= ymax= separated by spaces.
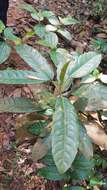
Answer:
xmin=0 ymin=42 xmax=11 ymax=64
xmin=16 ymin=44 xmax=54 ymax=80
xmin=69 ymin=52 xmax=102 ymax=78
xmin=71 ymin=155 xmax=94 ymax=180
xmin=0 ymin=97 xmax=42 ymax=113
xmin=0 ymin=70 xmax=46 ymax=84
xmin=73 ymin=82 xmax=107 ymax=111
xmin=52 ymin=97 xmax=79 ymax=174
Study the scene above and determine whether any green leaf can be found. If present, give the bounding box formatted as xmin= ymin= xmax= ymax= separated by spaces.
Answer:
xmin=4 ymin=28 xmax=21 ymax=45
xmin=73 ymin=82 xmax=107 ymax=111
xmin=81 ymin=74 xmax=96 ymax=84
xmin=16 ymin=44 xmax=54 ymax=80
xmin=79 ymin=124 xmax=93 ymax=159
xmin=21 ymin=3 xmax=36 ymax=13
xmin=34 ymin=24 xmax=46 ymax=38
xmin=71 ymin=154 xmax=94 ymax=180
xmin=50 ymin=49 xmax=58 ymax=66
xmin=57 ymin=61 xmax=73 ymax=92
xmin=37 ymin=32 xmax=58 ymax=49
xmin=50 ymin=48 xmax=71 ymax=67
xmin=90 ymin=178 xmax=104 ymax=186
xmin=56 ymin=50 xmax=74 ymax=91
xmin=48 ymin=15 xmax=60 ymax=26
xmin=69 ymin=52 xmax=102 ymax=78
xmin=31 ymin=11 xmax=44 ymax=21
xmin=57 ymin=29 xmax=72 ymax=40
xmin=41 ymin=151 xmax=54 ymax=166
xmin=0 ymin=20 xmax=5 ymax=33
xmin=59 ymin=62 xmax=69 ymax=84
xmin=74 ymin=97 xmax=88 ymax=112
xmin=38 ymin=165 xmax=70 ymax=181
xmin=0 ymin=70 xmax=46 ymax=84
xmin=59 ymin=16 xmax=79 ymax=25
xmin=52 ymin=97 xmax=79 ymax=174
xmin=0 ymin=97 xmax=42 ymax=113
xmin=46 ymin=25 xmax=57 ymax=32
xmin=28 ymin=121 xmax=48 ymax=136
xmin=0 ymin=42 xmax=11 ymax=64
xmin=42 ymin=10 xmax=54 ymax=18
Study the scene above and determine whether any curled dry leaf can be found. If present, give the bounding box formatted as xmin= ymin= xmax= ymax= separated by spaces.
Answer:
xmin=84 ymin=122 xmax=107 ymax=150
xmin=32 ymin=138 xmax=48 ymax=162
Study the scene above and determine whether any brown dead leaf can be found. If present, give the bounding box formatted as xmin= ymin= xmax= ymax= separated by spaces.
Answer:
xmin=16 ymin=113 xmax=48 ymax=128
xmin=96 ymin=33 xmax=107 ymax=39
xmin=84 ymin=121 xmax=107 ymax=150
xmin=93 ymin=186 xmax=100 ymax=190
xmin=32 ymin=138 xmax=48 ymax=162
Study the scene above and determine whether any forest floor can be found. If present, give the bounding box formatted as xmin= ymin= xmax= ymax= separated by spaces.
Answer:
xmin=0 ymin=0 xmax=107 ymax=189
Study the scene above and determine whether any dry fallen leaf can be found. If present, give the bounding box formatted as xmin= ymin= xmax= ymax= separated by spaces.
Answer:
xmin=32 ymin=138 xmax=48 ymax=162
xmin=84 ymin=121 xmax=107 ymax=150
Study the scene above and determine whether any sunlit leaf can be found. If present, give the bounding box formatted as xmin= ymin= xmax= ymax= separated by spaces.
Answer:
xmin=48 ymin=15 xmax=60 ymax=26
xmin=99 ymin=73 xmax=107 ymax=84
xmin=69 ymin=52 xmax=102 ymax=78
xmin=59 ymin=16 xmax=79 ymax=25
xmin=16 ymin=44 xmax=54 ymax=80
xmin=46 ymin=25 xmax=57 ymax=32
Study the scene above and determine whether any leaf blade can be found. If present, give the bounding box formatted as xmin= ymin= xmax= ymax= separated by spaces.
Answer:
xmin=0 ymin=42 xmax=11 ymax=64
xmin=16 ymin=44 xmax=54 ymax=80
xmin=0 ymin=70 xmax=46 ymax=84
xmin=52 ymin=97 xmax=79 ymax=174
xmin=70 ymin=52 xmax=102 ymax=78
xmin=0 ymin=97 xmax=42 ymax=113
